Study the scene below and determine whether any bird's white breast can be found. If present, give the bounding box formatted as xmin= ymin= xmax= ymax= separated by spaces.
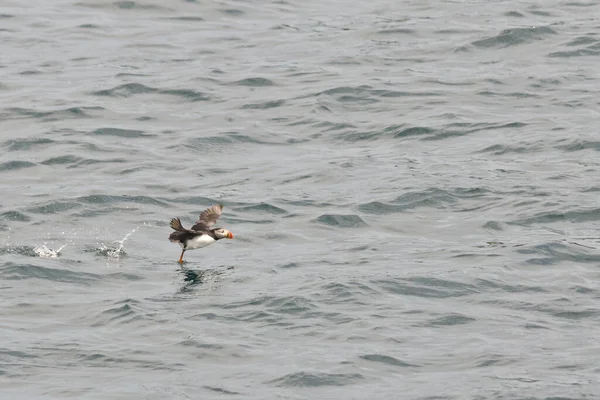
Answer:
xmin=184 ymin=234 xmax=216 ymax=250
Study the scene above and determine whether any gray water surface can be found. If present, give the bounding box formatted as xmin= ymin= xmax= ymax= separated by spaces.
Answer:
xmin=2 ymin=1 xmax=600 ymax=399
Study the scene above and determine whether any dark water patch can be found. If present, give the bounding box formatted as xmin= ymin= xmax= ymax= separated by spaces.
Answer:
xmin=0 ymin=211 xmax=30 ymax=222
xmin=41 ymin=155 xmax=82 ymax=166
xmin=377 ymin=28 xmax=416 ymax=35
xmin=72 ymin=207 xmax=130 ymax=218
xmin=19 ymin=70 xmax=43 ymax=75
xmin=360 ymin=354 xmax=419 ymax=367
xmin=374 ymin=277 xmax=477 ymax=298
xmin=22 ymin=200 xmax=74 ymax=217
xmin=268 ymin=371 xmax=364 ymax=387
xmin=222 ymin=295 xmax=316 ymax=316
xmin=477 ymin=90 xmax=539 ymax=98
xmin=314 ymin=214 xmax=367 ymax=228
xmin=202 ymin=386 xmax=240 ymax=395
xmin=77 ymin=194 xmax=168 ymax=206
xmin=513 ymin=208 xmax=600 ymax=226
xmin=167 ymin=16 xmax=205 ymax=21
xmin=549 ymin=48 xmax=600 ymax=57
xmin=479 ymin=144 xmax=538 ymax=155
xmin=359 ymin=188 xmax=457 ymax=215
xmin=372 ymin=89 xmax=442 ymax=98
xmin=78 ymin=23 xmax=100 ymax=28
xmin=160 ymin=89 xmax=209 ymax=102
xmin=92 ymin=127 xmax=152 ymax=138
xmin=74 ymin=158 xmax=128 ymax=167
xmin=26 ymin=201 xmax=81 ymax=214
xmin=163 ymin=195 xmax=217 ymax=206
xmin=220 ymin=9 xmax=245 ymax=16
xmin=112 ymin=0 xmax=168 ymax=9
xmin=552 ymin=309 xmax=599 ymax=320
xmin=236 ymin=203 xmax=287 ymax=214
xmin=94 ymin=299 xmax=144 ymax=326
xmin=393 ymin=126 xmax=434 ymax=139
xmin=268 ymin=296 xmax=316 ymax=315
xmin=185 ymin=132 xmax=269 ymax=149
xmin=556 ymin=140 xmax=600 ymax=152
xmin=358 ymin=201 xmax=406 ymax=214
xmin=529 ymin=9 xmax=553 ymax=16
xmin=483 ymin=221 xmax=503 ymax=231
xmin=504 ymin=11 xmax=525 ymax=17
xmin=93 ymin=83 xmax=157 ymax=97
xmin=279 ymin=262 xmax=300 ymax=269
xmin=0 ymin=349 xmax=38 ymax=359
xmin=318 ymin=282 xmax=355 ymax=302
xmin=317 ymin=282 xmax=377 ymax=304
xmin=241 ymin=99 xmax=285 ymax=109
xmin=472 ymin=26 xmax=556 ymax=48
xmin=344 ymin=122 xmax=526 ymax=143
xmin=566 ymin=36 xmax=598 ymax=47
xmin=3 ymin=138 xmax=54 ymax=151
xmin=0 ymin=263 xmax=101 ymax=284
xmin=179 ymin=338 xmax=224 ymax=350
xmin=515 ymin=242 xmax=600 ymax=264
xmin=4 ymin=106 xmax=99 ymax=121
xmin=0 ymin=161 xmax=36 ymax=171
xmin=426 ymin=121 xmax=526 ymax=141
xmin=426 ymin=314 xmax=475 ymax=326
xmin=232 ymin=77 xmax=275 ymax=87
xmin=0 ymin=246 xmax=39 ymax=257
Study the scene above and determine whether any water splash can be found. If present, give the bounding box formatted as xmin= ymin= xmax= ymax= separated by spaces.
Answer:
xmin=98 ymin=227 xmax=138 ymax=259
xmin=34 ymin=243 xmax=66 ymax=258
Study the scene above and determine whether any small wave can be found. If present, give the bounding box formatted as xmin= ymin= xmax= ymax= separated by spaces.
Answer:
xmin=26 ymin=201 xmax=81 ymax=215
xmin=556 ymin=140 xmax=600 ymax=152
xmin=268 ymin=371 xmax=364 ymax=387
xmin=0 ymin=262 xmax=101 ymax=284
xmin=471 ymin=26 xmax=556 ymax=49
xmin=220 ymin=8 xmax=245 ymax=16
xmin=426 ymin=314 xmax=475 ymax=326
xmin=511 ymin=208 xmax=600 ymax=226
xmin=241 ymin=99 xmax=285 ymax=109
xmin=93 ymin=82 xmax=156 ymax=97
xmin=236 ymin=203 xmax=287 ymax=214
xmin=313 ymin=214 xmax=367 ymax=228
xmin=41 ymin=155 xmax=82 ymax=166
xmin=374 ymin=277 xmax=477 ymax=298
xmin=78 ymin=194 xmax=168 ymax=206
xmin=166 ymin=16 xmax=205 ymax=21
xmin=2 ymin=138 xmax=54 ymax=151
xmin=92 ymin=127 xmax=154 ymax=138
xmin=2 ymin=106 xmax=100 ymax=121
xmin=360 ymin=354 xmax=419 ymax=367
xmin=202 ymin=386 xmax=240 ymax=395
xmin=232 ymin=77 xmax=275 ymax=87
xmin=359 ymin=188 xmax=458 ymax=214
xmin=0 ymin=211 xmax=30 ymax=222
xmin=0 ymin=161 xmax=36 ymax=172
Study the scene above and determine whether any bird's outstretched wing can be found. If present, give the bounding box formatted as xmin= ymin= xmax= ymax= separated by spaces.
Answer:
xmin=191 ymin=204 xmax=224 ymax=231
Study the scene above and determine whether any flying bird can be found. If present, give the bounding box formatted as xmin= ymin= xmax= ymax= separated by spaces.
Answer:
xmin=168 ymin=204 xmax=234 ymax=264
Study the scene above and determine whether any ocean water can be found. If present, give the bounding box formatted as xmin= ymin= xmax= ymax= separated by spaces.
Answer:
xmin=2 ymin=0 xmax=600 ymax=398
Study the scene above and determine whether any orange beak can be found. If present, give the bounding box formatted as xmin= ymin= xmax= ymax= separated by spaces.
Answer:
xmin=228 ymin=231 xmax=234 ymax=239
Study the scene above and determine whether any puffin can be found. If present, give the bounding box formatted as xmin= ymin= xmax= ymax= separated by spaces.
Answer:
xmin=168 ymin=204 xmax=234 ymax=264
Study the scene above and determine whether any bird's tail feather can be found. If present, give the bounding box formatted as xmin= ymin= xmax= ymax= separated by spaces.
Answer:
xmin=170 ymin=217 xmax=187 ymax=232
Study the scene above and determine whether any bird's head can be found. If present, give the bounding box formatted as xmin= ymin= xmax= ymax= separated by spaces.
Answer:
xmin=214 ymin=228 xmax=234 ymax=239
